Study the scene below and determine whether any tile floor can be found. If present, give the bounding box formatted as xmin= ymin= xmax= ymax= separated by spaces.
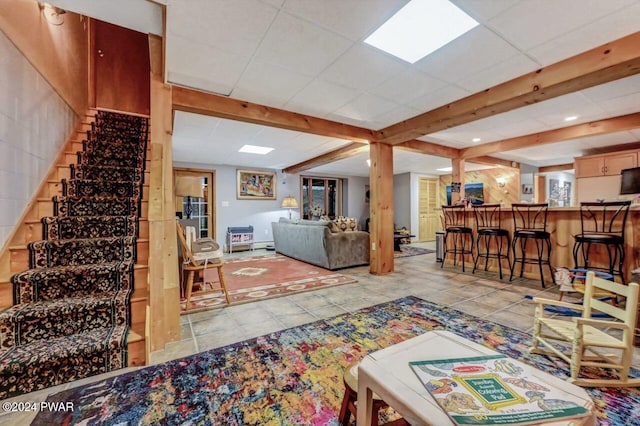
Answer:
xmin=3 ymin=244 xmax=640 ymax=424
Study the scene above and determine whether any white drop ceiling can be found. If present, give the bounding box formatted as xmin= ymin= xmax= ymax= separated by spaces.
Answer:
xmin=53 ymin=0 xmax=640 ymax=177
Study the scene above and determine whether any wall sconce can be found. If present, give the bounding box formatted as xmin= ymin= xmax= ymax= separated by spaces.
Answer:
xmin=496 ymin=177 xmax=506 ymax=188
xmin=39 ymin=2 xmax=66 ymax=25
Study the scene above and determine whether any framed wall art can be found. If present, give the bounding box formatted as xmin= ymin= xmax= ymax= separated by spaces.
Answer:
xmin=237 ymin=169 xmax=276 ymax=200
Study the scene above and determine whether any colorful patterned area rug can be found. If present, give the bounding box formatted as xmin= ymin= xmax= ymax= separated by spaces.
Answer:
xmin=180 ymin=254 xmax=357 ymax=312
xmin=394 ymin=245 xmax=436 ymax=258
xmin=37 ymin=296 xmax=639 ymax=425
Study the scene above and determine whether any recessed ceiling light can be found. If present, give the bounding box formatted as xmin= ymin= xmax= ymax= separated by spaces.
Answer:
xmin=472 ymin=137 xmax=481 ymax=143
xmin=238 ymin=144 xmax=274 ymax=155
xmin=564 ymin=116 xmax=578 ymax=122
xmin=364 ymin=0 xmax=479 ymax=64
xmin=437 ymin=167 xmax=452 ymax=172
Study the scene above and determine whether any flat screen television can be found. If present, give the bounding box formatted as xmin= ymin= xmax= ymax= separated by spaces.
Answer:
xmin=620 ymin=166 xmax=640 ymax=194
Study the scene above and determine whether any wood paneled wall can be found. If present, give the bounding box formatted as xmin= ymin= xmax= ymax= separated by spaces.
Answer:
xmin=439 ymin=168 xmax=520 ymax=207
xmin=0 ymin=0 xmax=88 ymax=116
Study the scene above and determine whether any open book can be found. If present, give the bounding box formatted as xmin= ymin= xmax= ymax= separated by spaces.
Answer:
xmin=409 ymin=355 xmax=590 ymax=425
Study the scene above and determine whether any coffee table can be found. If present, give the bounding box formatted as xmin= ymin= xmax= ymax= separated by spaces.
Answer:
xmin=356 ymin=330 xmax=595 ymax=426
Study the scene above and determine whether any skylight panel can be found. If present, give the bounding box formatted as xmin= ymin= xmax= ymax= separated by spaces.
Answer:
xmin=238 ymin=144 xmax=274 ymax=155
xmin=364 ymin=0 xmax=479 ymax=64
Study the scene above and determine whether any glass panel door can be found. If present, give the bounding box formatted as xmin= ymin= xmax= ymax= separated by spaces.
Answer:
xmin=301 ymin=176 xmax=343 ymax=219
xmin=174 ymin=169 xmax=215 ymax=238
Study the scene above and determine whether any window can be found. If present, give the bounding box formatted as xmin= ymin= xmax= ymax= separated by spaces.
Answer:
xmin=301 ymin=177 xmax=342 ymax=219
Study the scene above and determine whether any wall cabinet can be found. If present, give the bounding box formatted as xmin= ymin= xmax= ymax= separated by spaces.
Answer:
xmin=574 ymin=150 xmax=638 ymax=178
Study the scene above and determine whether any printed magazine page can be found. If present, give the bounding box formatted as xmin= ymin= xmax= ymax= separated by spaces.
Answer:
xmin=409 ymin=355 xmax=590 ymax=425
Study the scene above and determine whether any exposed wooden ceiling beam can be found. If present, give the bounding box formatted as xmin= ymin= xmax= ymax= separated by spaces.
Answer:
xmin=468 ymin=156 xmax=519 ymax=169
xmin=283 ymin=143 xmax=369 ymax=175
xmin=374 ymin=31 xmax=640 ymax=144
xmin=394 ymin=139 xmax=460 ymax=158
xmin=539 ymin=163 xmax=575 ymax=173
xmin=460 ymin=112 xmax=640 ymax=159
xmin=172 ymin=86 xmax=374 ymax=143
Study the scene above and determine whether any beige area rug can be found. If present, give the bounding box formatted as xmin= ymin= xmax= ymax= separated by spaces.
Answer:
xmin=180 ymin=254 xmax=358 ymax=313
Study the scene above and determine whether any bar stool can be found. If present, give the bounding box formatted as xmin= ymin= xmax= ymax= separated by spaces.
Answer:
xmin=472 ymin=204 xmax=512 ymax=279
xmin=338 ymin=361 xmax=408 ymax=426
xmin=509 ymin=203 xmax=554 ymax=288
xmin=441 ymin=205 xmax=474 ymax=272
xmin=572 ymin=201 xmax=631 ymax=284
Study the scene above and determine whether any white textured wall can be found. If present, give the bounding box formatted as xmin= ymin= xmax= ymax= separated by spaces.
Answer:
xmin=0 ymin=31 xmax=77 ymax=249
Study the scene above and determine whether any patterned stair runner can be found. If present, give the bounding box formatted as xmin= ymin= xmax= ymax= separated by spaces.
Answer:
xmin=0 ymin=111 xmax=148 ymax=399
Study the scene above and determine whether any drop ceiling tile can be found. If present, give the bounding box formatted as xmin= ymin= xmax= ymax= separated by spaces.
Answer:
xmin=581 ymin=74 xmax=640 ymax=103
xmin=425 ymin=127 xmax=505 ymax=147
xmin=320 ymin=44 xmax=407 ymax=91
xmin=233 ymin=59 xmax=314 ymax=107
xmin=456 ymin=54 xmax=540 ymax=93
xmin=261 ymin=0 xmax=284 ymax=8
xmin=580 ymin=132 xmax=638 ymax=149
xmin=491 ymin=118 xmax=548 ymax=139
xmin=526 ymin=2 xmax=640 ymax=66
xmin=254 ymin=11 xmax=353 ymax=76
xmin=175 ymin=111 xmax=220 ymax=129
xmin=488 ymin=0 xmax=635 ymax=52
xmin=283 ymin=0 xmax=408 ymax=41
xmin=333 ymin=93 xmax=399 ymax=123
xmin=166 ymin=35 xmax=249 ymax=95
xmin=600 ymin=92 xmax=640 ymax=116
xmin=451 ymin=0 xmax=520 ymax=22
xmin=167 ymin=0 xmax=277 ymax=56
xmin=415 ymin=26 xmax=521 ymax=84
xmin=209 ymin=118 xmax=264 ymax=144
xmin=369 ymin=69 xmax=447 ymax=105
xmin=285 ymin=80 xmax=360 ymax=118
xmin=534 ymin=94 xmax=606 ymax=126
xmin=406 ymin=85 xmax=472 ymax=112
xmin=371 ymin=106 xmax=423 ymax=129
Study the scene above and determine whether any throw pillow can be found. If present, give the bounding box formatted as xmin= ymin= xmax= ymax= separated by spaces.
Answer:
xmin=333 ymin=216 xmax=358 ymax=232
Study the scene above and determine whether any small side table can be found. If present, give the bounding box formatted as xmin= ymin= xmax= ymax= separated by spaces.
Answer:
xmin=356 ymin=331 xmax=595 ymax=426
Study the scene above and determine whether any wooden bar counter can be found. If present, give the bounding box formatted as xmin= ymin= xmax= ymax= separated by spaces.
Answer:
xmin=440 ymin=205 xmax=640 ymax=344
xmin=441 ymin=206 xmax=639 ymax=283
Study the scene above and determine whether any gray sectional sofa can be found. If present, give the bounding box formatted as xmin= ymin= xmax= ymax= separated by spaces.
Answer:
xmin=271 ymin=218 xmax=370 ymax=270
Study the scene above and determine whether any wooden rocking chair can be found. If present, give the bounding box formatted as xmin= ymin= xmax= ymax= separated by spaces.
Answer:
xmin=530 ymin=271 xmax=639 ymax=387
xmin=176 ymin=221 xmax=230 ymax=310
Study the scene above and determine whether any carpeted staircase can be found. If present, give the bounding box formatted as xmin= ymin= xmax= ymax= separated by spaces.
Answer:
xmin=0 ymin=111 xmax=148 ymax=399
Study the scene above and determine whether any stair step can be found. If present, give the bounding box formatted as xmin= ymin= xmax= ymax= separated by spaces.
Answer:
xmin=70 ymin=164 xmax=146 ymax=183
xmin=28 ymin=236 xmax=138 ymax=269
xmin=51 ymin=196 xmax=148 ymax=218
xmin=47 ymin=180 xmax=149 ymax=199
xmin=12 ymin=260 xmax=134 ymax=304
xmin=41 ymin=215 xmax=139 ymax=240
xmin=0 ymin=290 xmax=131 ymax=347
xmin=9 ymin=239 xmax=148 ymax=272
xmin=0 ymin=325 xmax=129 ymax=399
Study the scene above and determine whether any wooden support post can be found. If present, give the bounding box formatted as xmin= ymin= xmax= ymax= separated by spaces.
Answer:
xmin=369 ymin=142 xmax=394 ymax=275
xmin=451 ymin=158 xmax=465 ymax=204
xmin=148 ymin=41 xmax=180 ymax=353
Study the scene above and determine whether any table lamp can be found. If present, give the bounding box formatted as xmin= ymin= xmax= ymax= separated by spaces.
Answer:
xmin=281 ymin=196 xmax=298 ymax=219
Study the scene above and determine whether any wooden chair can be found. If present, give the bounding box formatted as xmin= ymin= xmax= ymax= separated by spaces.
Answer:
xmin=176 ymin=221 xmax=230 ymax=310
xmin=530 ymin=271 xmax=640 ymax=387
